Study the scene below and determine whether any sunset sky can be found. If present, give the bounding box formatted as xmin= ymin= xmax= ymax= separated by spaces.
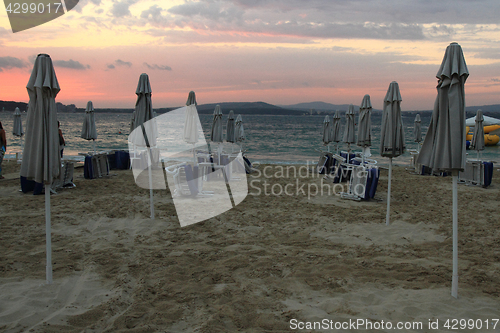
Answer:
xmin=1 ymin=0 xmax=500 ymax=110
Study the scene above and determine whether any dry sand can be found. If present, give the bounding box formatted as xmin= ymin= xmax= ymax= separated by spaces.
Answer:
xmin=0 ymin=159 xmax=499 ymax=332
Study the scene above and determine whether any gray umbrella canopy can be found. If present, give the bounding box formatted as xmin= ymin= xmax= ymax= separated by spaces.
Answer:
xmin=330 ymin=110 xmax=342 ymax=143
xmin=20 ymin=54 xmax=61 ymax=185
xmin=133 ymin=73 xmax=155 ymax=146
xmin=130 ymin=110 xmax=135 ymax=133
xmin=184 ymin=91 xmax=200 ymax=145
xmin=416 ymin=42 xmax=469 ymax=299
xmin=235 ymin=114 xmax=245 ymax=142
xmin=133 ymin=73 xmax=154 ymax=130
xmin=211 ymin=105 xmax=224 ymax=143
xmin=130 ymin=111 xmax=136 ymax=133
xmin=186 ymin=91 xmax=196 ymax=106
xmin=226 ymin=110 xmax=236 ymax=143
xmin=322 ymin=115 xmax=331 ymax=145
xmin=81 ymin=101 xmax=97 ymax=140
xmin=343 ymin=105 xmax=356 ymax=145
xmin=414 ymin=114 xmax=422 ymax=143
xmin=417 ymin=43 xmax=468 ymax=171
xmin=357 ymin=95 xmax=372 ymax=147
xmin=12 ymin=107 xmax=24 ymax=137
xmin=380 ymin=81 xmax=405 ymax=158
xmin=470 ymin=109 xmax=485 ymax=153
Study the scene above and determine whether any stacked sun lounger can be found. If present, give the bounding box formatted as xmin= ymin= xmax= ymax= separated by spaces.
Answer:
xmin=21 ymin=162 xmax=75 ymax=194
xmin=340 ymin=165 xmax=380 ymax=201
xmin=458 ymin=159 xmax=494 ymax=187
xmin=84 ymin=153 xmax=110 ymax=179
xmin=52 ymin=161 xmax=76 ymax=190
xmin=315 ymin=150 xmax=379 ymax=201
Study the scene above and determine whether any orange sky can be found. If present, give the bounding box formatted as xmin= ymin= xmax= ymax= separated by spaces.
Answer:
xmin=1 ymin=0 xmax=500 ymax=110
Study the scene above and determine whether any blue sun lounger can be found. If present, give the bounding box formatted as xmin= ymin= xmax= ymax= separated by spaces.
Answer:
xmin=340 ymin=165 xmax=380 ymax=201
xmin=317 ymin=152 xmax=334 ymax=174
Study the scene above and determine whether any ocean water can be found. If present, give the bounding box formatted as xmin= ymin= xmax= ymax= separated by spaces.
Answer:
xmin=1 ymin=111 xmax=499 ymax=166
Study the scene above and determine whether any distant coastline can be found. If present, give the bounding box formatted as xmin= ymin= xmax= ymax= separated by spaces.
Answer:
xmin=1 ymin=99 xmax=499 ymax=116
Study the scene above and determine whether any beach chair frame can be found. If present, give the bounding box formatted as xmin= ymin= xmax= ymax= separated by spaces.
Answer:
xmin=165 ymin=162 xmax=214 ymax=197
xmin=459 ymin=159 xmax=484 ymax=186
xmin=340 ymin=165 xmax=369 ymax=201
xmin=51 ymin=161 xmax=76 ymax=192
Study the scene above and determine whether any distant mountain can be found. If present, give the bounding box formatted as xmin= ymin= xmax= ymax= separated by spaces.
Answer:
xmin=279 ymin=101 xmax=357 ymax=112
xmin=158 ymin=101 xmax=304 ymax=115
xmin=466 ymin=104 xmax=500 ymax=113
xmin=284 ymin=101 xmax=500 ymax=114
xmin=195 ymin=101 xmax=302 ymax=115
xmin=2 ymin=99 xmax=500 ymax=115
xmin=0 ymin=100 xmax=28 ymax=112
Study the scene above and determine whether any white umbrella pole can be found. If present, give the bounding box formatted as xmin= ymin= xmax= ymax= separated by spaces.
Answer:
xmin=218 ymin=143 xmax=222 ymax=165
xmin=93 ymin=139 xmax=96 ymax=155
xmin=451 ymin=171 xmax=459 ymax=298
xmin=147 ymin=147 xmax=154 ymax=219
xmin=386 ymin=157 xmax=392 ymax=226
xmin=45 ymin=184 xmax=53 ymax=284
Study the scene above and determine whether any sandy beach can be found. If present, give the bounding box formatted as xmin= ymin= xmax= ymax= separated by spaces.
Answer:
xmin=1 ymin=159 xmax=499 ymax=332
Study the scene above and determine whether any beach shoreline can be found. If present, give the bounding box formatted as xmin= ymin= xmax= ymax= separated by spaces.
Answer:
xmin=1 ymin=161 xmax=499 ymax=332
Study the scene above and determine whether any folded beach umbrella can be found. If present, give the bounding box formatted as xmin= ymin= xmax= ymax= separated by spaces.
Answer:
xmin=184 ymin=91 xmax=199 ymax=145
xmin=13 ymin=107 xmax=24 ymax=155
xmin=133 ymin=73 xmax=156 ymax=219
xmin=235 ymin=114 xmax=245 ymax=151
xmin=81 ymin=101 xmax=97 ymax=154
xmin=211 ymin=105 xmax=224 ymax=143
xmin=380 ymin=81 xmax=405 ymax=226
xmin=417 ymin=42 xmax=468 ymax=298
xmin=12 ymin=107 xmax=23 ymax=137
xmin=133 ymin=74 xmax=154 ymax=130
xmin=357 ymin=95 xmax=372 ymax=162
xmin=211 ymin=105 xmax=224 ymax=163
xmin=20 ymin=54 xmax=61 ymax=284
xmin=414 ymin=114 xmax=422 ymax=152
xmin=322 ymin=115 xmax=331 ymax=151
xmin=184 ymin=91 xmax=200 ymax=162
xmin=130 ymin=111 xmax=136 ymax=133
xmin=343 ymin=104 xmax=356 ymax=155
xmin=226 ymin=110 xmax=236 ymax=153
xmin=226 ymin=110 xmax=236 ymax=143
xmin=470 ymin=109 xmax=485 ymax=160
xmin=330 ymin=110 xmax=342 ymax=153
